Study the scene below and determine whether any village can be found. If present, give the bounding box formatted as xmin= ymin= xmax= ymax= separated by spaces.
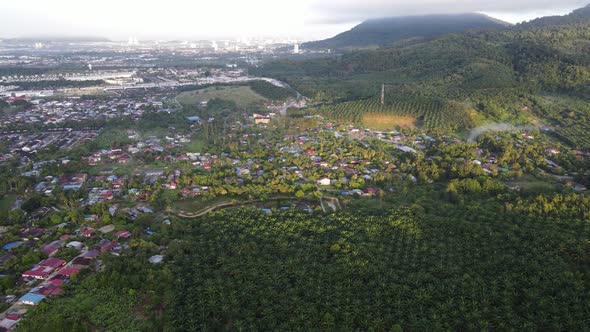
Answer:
xmin=0 ymin=70 xmax=588 ymax=330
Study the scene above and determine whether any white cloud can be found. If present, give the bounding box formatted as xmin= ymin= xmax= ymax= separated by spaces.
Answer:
xmin=306 ymin=0 xmax=588 ymax=23
xmin=0 ymin=0 xmax=586 ymax=40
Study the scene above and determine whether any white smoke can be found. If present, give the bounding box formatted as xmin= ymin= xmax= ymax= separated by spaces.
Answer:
xmin=467 ymin=123 xmax=538 ymax=142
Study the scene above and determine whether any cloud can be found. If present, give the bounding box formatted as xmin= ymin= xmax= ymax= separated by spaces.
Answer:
xmin=306 ymin=0 xmax=589 ymax=24
xmin=0 ymin=0 xmax=587 ymax=40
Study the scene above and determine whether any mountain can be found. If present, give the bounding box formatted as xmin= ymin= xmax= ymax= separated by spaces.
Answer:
xmin=303 ymin=13 xmax=511 ymax=50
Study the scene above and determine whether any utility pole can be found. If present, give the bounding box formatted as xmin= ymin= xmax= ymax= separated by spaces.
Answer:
xmin=380 ymin=83 xmax=385 ymax=105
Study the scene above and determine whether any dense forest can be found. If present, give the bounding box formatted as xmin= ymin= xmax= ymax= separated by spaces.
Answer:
xmin=18 ymin=197 xmax=590 ymax=330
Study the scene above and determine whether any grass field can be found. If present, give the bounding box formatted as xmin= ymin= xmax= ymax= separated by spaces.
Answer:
xmin=176 ymin=86 xmax=268 ymax=108
xmin=183 ymin=139 xmax=206 ymax=153
xmin=362 ymin=113 xmax=417 ymax=130
xmin=511 ymin=175 xmax=559 ymax=193
xmin=172 ymin=197 xmax=233 ymax=213
xmin=0 ymin=194 xmax=16 ymax=212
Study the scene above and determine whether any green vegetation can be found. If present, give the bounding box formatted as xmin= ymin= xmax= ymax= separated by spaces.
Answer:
xmin=313 ymin=95 xmax=477 ymax=130
xmin=18 ymin=199 xmax=590 ymax=330
xmin=18 ymin=260 xmax=153 ymax=331
xmin=0 ymin=99 xmax=33 ymax=116
xmin=176 ymin=85 xmax=267 ymax=109
xmin=531 ymin=95 xmax=590 ymax=149
xmin=254 ymin=6 xmax=590 ymax=132
xmin=172 ymin=196 xmax=232 ymax=213
xmin=507 ymin=193 xmax=590 ymax=220
xmin=556 ymin=124 xmax=590 ymax=150
xmin=249 ymin=80 xmax=296 ymax=100
xmin=4 ymin=6 xmax=590 ymax=331
xmin=0 ymin=194 xmax=15 ymax=213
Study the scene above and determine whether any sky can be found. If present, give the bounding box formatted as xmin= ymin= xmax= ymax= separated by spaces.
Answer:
xmin=0 ymin=0 xmax=588 ymax=41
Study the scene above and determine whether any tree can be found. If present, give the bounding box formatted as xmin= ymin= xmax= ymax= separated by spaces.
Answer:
xmin=295 ymin=190 xmax=305 ymax=199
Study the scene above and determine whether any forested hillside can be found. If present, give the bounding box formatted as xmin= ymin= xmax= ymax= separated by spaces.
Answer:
xmin=254 ymin=5 xmax=590 ymax=132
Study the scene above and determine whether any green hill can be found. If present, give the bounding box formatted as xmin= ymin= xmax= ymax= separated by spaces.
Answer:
xmin=254 ymin=5 xmax=590 ymax=131
xmin=303 ymin=13 xmax=510 ymax=50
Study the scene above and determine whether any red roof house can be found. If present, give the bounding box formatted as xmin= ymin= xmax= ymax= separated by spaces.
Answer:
xmin=22 ymin=266 xmax=55 ymax=280
xmin=57 ymin=267 xmax=80 ymax=277
xmin=38 ymin=258 xmax=66 ymax=269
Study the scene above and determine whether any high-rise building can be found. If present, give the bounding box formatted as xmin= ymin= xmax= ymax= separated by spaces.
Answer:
xmin=293 ymin=43 xmax=300 ymax=54
xmin=127 ymin=37 xmax=139 ymax=46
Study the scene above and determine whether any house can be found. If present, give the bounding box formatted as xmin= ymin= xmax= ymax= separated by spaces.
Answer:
xmin=0 ymin=312 xmax=22 ymax=329
xmin=2 ymin=241 xmax=23 ymax=250
xmin=66 ymin=241 xmax=84 ymax=251
xmin=22 ymin=265 xmax=55 ymax=279
xmin=363 ymin=188 xmax=378 ymax=196
xmin=40 ymin=240 xmax=63 ymax=257
xmin=144 ymin=169 xmax=164 ymax=177
xmin=60 ymin=173 xmax=87 ymax=190
xmin=573 ymin=183 xmax=587 ymax=192
xmin=84 ymin=215 xmax=99 ymax=223
xmin=38 ymin=257 xmax=66 ymax=269
xmin=4 ymin=314 xmax=21 ymax=322
xmin=398 ymin=146 xmax=417 ymax=154
xmin=19 ymin=293 xmax=45 ymax=305
xmin=115 ymin=230 xmax=131 ymax=239
xmin=82 ymin=228 xmax=95 ymax=238
xmin=149 ymin=255 xmax=164 ymax=264
xmin=31 ymin=284 xmax=63 ymax=296
xmin=48 ymin=278 xmax=65 ymax=287
xmin=504 ymin=182 xmax=521 ymax=191
xmin=96 ymin=239 xmax=119 ymax=252
xmin=21 ymin=227 xmax=45 ymax=239
xmin=99 ymin=190 xmax=114 ymax=200
xmin=317 ymin=178 xmax=331 ymax=186
xmin=57 ymin=267 xmax=80 ymax=277
xmin=98 ymin=224 xmax=115 ymax=234
xmin=72 ymin=257 xmax=93 ymax=267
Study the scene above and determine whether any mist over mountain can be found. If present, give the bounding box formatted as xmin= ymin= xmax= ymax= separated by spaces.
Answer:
xmin=303 ymin=13 xmax=511 ymax=50
xmin=516 ymin=3 xmax=590 ymax=27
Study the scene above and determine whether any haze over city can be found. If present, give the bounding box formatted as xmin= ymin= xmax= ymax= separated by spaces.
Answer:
xmin=0 ymin=0 xmax=588 ymax=40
